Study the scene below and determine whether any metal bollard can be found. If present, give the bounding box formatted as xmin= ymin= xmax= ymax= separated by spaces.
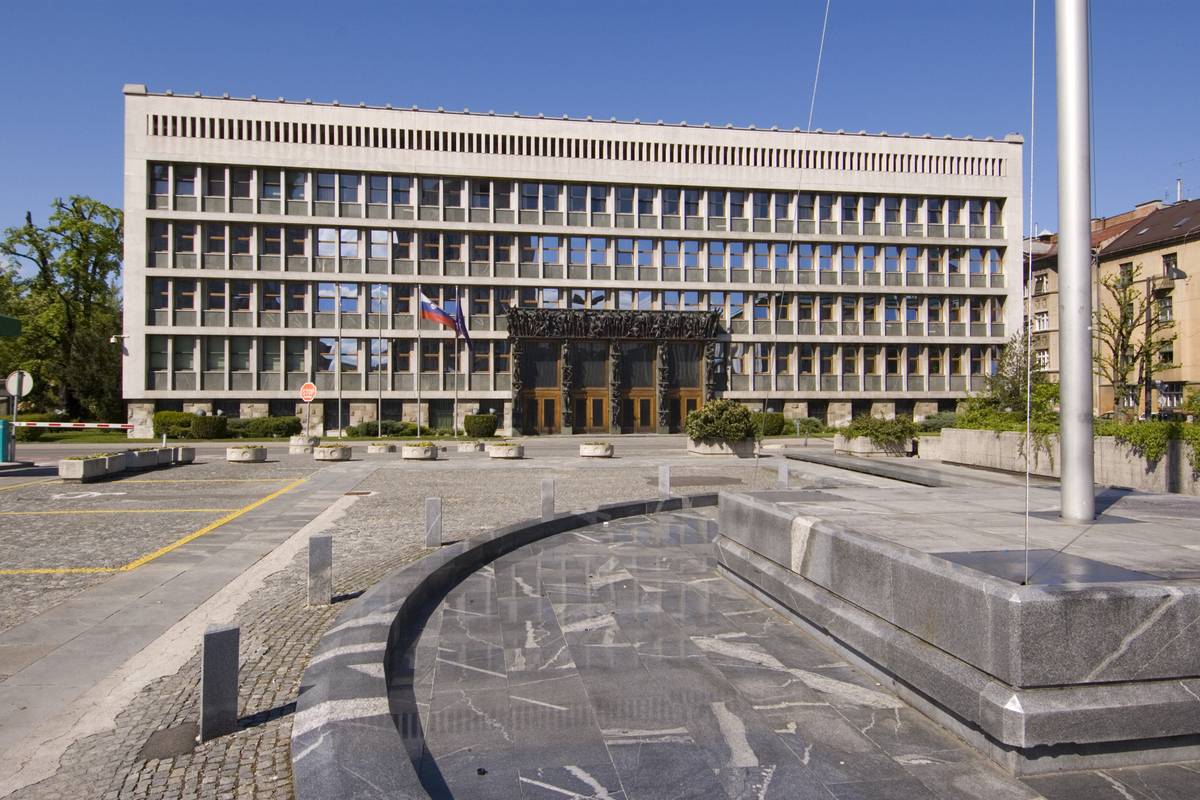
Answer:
xmin=425 ymin=497 xmax=442 ymax=547
xmin=541 ymin=478 xmax=555 ymax=520
xmin=200 ymin=624 xmax=240 ymax=741
xmin=777 ymin=460 xmax=790 ymax=489
xmin=308 ymin=534 xmax=333 ymax=606
xmin=659 ymin=465 xmax=671 ymax=500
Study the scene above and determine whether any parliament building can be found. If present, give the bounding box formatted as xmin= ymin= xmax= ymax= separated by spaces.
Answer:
xmin=121 ymin=84 xmax=1023 ymax=436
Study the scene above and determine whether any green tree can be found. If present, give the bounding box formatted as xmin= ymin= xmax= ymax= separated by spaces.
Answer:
xmin=1093 ymin=263 xmax=1176 ymax=420
xmin=0 ymin=197 xmax=123 ymax=419
xmin=984 ymin=328 xmax=1047 ymax=413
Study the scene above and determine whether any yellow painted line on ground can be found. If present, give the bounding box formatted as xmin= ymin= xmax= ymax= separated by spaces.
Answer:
xmin=118 ymin=478 xmax=305 ymax=484
xmin=119 ymin=475 xmax=308 ymax=571
xmin=0 ymin=478 xmax=58 ymax=493
xmin=0 ymin=566 xmax=117 ymax=575
xmin=0 ymin=475 xmax=308 ymax=575
xmin=0 ymin=508 xmax=237 ymax=516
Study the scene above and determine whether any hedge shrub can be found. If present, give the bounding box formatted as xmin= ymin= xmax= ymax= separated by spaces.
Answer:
xmin=750 ymin=411 xmax=786 ymax=437
xmin=14 ymin=412 xmax=66 ymax=442
xmin=235 ymin=416 xmax=302 ymax=438
xmin=844 ymin=415 xmax=917 ymax=447
xmin=463 ymin=414 xmax=498 ymax=438
xmin=918 ymin=411 xmax=958 ymax=433
xmin=153 ymin=410 xmax=197 ymax=439
xmin=793 ymin=417 xmax=826 ymax=437
xmin=190 ymin=414 xmax=229 ymax=439
xmin=345 ymin=420 xmax=418 ymax=437
xmin=684 ymin=400 xmax=756 ymax=442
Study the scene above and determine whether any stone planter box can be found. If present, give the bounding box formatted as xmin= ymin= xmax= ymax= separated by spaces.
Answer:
xmin=579 ymin=443 xmax=614 ymax=458
xmin=687 ymin=438 xmax=756 ymax=458
xmin=125 ymin=449 xmax=161 ymax=470
xmin=457 ymin=441 xmax=485 ymax=453
xmin=919 ymin=428 xmax=1200 ymax=495
xmin=227 ymin=446 xmax=267 ymax=463
xmin=289 ymin=435 xmax=321 ymax=455
xmin=833 ymin=434 xmax=914 ymax=457
xmin=58 ymin=456 xmax=111 ymax=482
xmin=400 ymin=444 xmax=438 ymax=461
xmin=154 ymin=447 xmax=174 ymax=466
xmin=104 ymin=453 xmax=127 ymax=474
xmin=314 ymin=445 xmax=352 ymax=462
xmin=367 ymin=443 xmax=397 ymax=454
xmin=487 ymin=444 xmax=524 ymax=459
xmin=173 ymin=446 xmax=195 ymax=464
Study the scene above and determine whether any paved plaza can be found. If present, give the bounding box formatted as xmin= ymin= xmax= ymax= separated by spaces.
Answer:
xmin=0 ymin=438 xmax=1198 ymax=798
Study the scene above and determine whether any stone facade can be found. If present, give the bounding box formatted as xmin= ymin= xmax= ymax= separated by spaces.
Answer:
xmin=826 ymin=402 xmax=853 ymax=428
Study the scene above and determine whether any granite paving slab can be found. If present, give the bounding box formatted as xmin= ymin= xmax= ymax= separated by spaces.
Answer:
xmin=412 ymin=510 xmax=1080 ymax=799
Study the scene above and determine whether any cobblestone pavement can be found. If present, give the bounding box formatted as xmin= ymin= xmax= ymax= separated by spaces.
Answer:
xmin=8 ymin=451 xmax=785 ymax=799
xmin=0 ymin=457 xmax=317 ymax=635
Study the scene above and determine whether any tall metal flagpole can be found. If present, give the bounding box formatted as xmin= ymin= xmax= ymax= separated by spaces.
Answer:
xmin=453 ymin=288 xmax=461 ymax=438
xmin=377 ymin=285 xmax=384 ymax=439
xmin=415 ymin=285 xmax=422 ymax=437
xmin=1055 ymin=0 xmax=1096 ymax=522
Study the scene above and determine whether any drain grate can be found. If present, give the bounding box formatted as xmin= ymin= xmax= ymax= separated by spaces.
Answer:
xmin=137 ymin=722 xmax=198 ymax=761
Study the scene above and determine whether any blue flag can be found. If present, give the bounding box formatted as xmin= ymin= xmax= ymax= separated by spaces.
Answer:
xmin=453 ymin=294 xmax=472 ymax=350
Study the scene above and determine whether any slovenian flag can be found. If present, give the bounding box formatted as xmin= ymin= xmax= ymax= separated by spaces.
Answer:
xmin=419 ymin=291 xmax=455 ymax=330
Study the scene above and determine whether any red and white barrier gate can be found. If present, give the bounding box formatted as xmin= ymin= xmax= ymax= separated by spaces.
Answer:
xmin=12 ymin=421 xmax=134 ymax=430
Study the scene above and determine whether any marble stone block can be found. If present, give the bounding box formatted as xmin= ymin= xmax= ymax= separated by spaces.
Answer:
xmin=425 ymin=497 xmax=441 ymax=547
xmin=308 ymin=535 xmax=333 ymax=606
xmin=200 ymin=624 xmax=239 ymax=742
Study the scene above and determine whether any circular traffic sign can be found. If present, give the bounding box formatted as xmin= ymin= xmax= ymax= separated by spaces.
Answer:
xmin=299 ymin=382 xmax=318 ymax=403
xmin=5 ymin=370 xmax=33 ymax=398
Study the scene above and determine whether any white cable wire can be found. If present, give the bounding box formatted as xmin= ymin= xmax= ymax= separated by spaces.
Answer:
xmin=807 ymin=0 xmax=833 ymax=132
xmin=1023 ymin=0 xmax=1037 ymax=585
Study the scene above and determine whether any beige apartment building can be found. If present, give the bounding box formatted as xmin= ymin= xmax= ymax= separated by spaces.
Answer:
xmin=1027 ymin=201 xmax=1162 ymax=382
xmin=121 ymin=84 xmax=1024 ymax=436
xmin=1095 ymin=199 xmax=1200 ymax=415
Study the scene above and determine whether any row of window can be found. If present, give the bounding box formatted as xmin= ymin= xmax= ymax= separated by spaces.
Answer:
xmin=150 ymin=164 xmax=1006 ymax=225
xmin=147 ymin=334 xmax=998 ymax=377
xmin=148 ymin=279 xmax=1005 ymax=325
xmin=149 ymin=222 xmax=1006 ymax=273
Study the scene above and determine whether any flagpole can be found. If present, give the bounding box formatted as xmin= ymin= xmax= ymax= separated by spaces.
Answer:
xmin=415 ymin=284 xmax=422 ymax=438
xmin=454 ymin=287 xmax=461 ymax=438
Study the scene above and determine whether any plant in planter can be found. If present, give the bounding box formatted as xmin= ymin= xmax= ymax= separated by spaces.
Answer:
xmin=59 ymin=452 xmax=122 ymax=481
xmin=579 ymin=441 xmax=614 ymax=458
xmin=835 ymin=415 xmax=918 ymax=457
xmin=685 ymin=400 xmax=757 ymax=457
xmin=226 ymin=445 xmax=267 ymax=463
xmin=487 ymin=440 xmax=524 ymax=459
xmin=401 ymin=441 xmax=439 ymax=460
xmin=313 ymin=444 xmax=352 ymax=462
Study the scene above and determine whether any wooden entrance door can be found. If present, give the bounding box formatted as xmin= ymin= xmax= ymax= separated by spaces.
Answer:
xmin=622 ymin=389 xmax=656 ymax=433
xmin=573 ymin=390 xmax=608 ymax=434
xmin=523 ymin=390 xmax=560 ymax=434
xmin=668 ymin=390 xmax=703 ymax=432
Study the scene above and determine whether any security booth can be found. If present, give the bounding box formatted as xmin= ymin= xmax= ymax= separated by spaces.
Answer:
xmin=505 ymin=307 xmax=723 ymax=436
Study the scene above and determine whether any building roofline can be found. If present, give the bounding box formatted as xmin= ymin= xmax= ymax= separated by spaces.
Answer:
xmin=124 ymin=84 xmax=1024 ymax=146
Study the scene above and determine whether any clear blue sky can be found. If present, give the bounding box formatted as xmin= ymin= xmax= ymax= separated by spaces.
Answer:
xmin=2 ymin=0 xmax=1198 ymax=237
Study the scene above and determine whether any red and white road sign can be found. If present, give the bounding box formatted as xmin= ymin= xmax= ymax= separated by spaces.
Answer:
xmin=299 ymin=382 xmax=318 ymax=403
xmin=13 ymin=421 xmax=134 ymax=429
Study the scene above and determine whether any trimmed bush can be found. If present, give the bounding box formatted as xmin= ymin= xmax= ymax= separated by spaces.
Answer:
xmin=189 ymin=414 xmax=229 ymax=440
xmin=918 ymin=411 xmax=957 ymax=432
xmin=236 ymin=416 xmax=302 ymax=439
xmin=793 ymin=417 xmax=826 ymax=438
xmin=153 ymin=410 xmax=197 ymax=439
xmin=685 ymin=400 xmax=757 ymax=442
xmin=14 ymin=412 xmax=67 ymax=442
xmin=463 ymin=414 xmax=498 ymax=438
xmin=346 ymin=420 xmax=418 ymax=437
xmin=844 ymin=415 xmax=917 ymax=447
xmin=751 ymin=411 xmax=786 ymax=437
